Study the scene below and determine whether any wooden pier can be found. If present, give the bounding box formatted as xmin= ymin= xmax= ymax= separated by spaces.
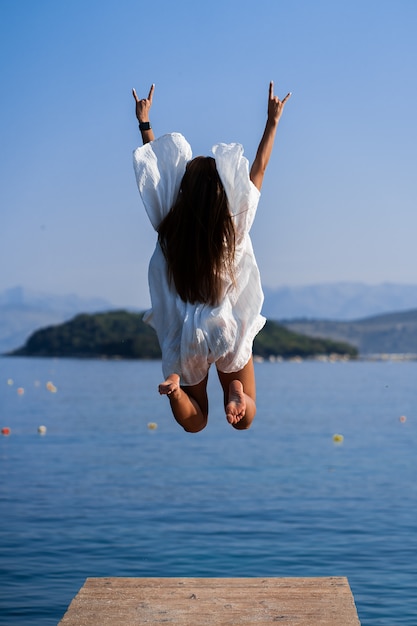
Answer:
xmin=59 ymin=576 xmax=361 ymax=625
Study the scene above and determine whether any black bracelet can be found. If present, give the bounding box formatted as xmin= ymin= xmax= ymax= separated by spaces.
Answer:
xmin=139 ymin=121 xmax=152 ymax=131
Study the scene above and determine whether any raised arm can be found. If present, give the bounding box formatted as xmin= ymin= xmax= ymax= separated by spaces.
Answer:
xmin=132 ymin=84 xmax=155 ymax=144
xmin=250 ymin=81 xmax=291 ymax=191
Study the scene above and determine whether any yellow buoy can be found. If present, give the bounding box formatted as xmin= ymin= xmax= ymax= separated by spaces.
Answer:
xmin=147 ymin=422 xmax=158 ymax=430
xmin=332 ymin=433 xmax=344 ymax=444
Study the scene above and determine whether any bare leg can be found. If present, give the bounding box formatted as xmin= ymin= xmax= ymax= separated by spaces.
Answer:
xmin=217 ymin=357 xmax=257 ymax=430
xmin=159 ymin=373 xmax=208 ymax=433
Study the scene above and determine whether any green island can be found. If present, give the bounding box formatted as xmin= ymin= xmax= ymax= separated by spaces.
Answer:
xmin=7 ymin=310 xmax=358 ymax=360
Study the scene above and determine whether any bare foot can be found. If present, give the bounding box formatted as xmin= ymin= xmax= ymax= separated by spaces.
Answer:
xmin=226 ymin=380 xmax=246 ymax=425
xmin=158 ymin=374 xmax=180 ymax=399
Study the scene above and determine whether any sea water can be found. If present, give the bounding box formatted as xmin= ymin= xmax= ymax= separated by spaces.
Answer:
xmin=0 ymin=357 xmax=416 ymax=625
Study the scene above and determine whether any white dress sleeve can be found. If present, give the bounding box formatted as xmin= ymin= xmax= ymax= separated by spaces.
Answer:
xmin=212 ymin=142 xmax=261 ymax=241
xmin=133 ymin=133 xmax=192 ymax=230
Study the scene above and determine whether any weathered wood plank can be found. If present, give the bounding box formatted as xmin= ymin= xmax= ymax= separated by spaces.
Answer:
xmin=59 ymin=576 xmax=361 ymax=625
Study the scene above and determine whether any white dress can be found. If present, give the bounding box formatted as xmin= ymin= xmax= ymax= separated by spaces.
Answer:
xmin=133 ymin=133 xmax=266 ymax=386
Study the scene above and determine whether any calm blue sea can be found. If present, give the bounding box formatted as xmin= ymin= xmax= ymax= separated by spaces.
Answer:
xmin=1 ymin=357 xmax=416 ymax=625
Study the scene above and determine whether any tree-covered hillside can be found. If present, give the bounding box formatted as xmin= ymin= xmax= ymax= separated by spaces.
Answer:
xmin=253 ymin=321 xmax=357 ymax=359
xmin=8 ymin=311 xmax=160 ymax=359
xmin=7 ymin=310 xmax=358 ymax=359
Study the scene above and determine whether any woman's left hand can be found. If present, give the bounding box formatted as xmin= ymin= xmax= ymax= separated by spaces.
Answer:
xmin=132 ymin=84 xmax=155 ymax=122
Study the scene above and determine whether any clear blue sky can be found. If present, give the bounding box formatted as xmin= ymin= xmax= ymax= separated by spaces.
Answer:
xmin=1 ymin=0 xmax=417 ymax=308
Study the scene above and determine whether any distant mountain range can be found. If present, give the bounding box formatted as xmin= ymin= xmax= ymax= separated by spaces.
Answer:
xmin=0 ymin=286 xmax=113 ymax=353
xmin=263 ymin=282 xmax=417 ymax=320
xmin=282 ymin=308 xmax=417 ymax=355
xmin=1 ymin=283 xmax=417 ymax=355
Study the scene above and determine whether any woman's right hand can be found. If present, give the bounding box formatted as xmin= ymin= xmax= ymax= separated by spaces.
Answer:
xmin=250 ymin=80 xmax=291 ymax=190
xmin=132 ymin=84 xmax=155 ymax=122
xmin=267 ymin=81 xmax=291 ymax=126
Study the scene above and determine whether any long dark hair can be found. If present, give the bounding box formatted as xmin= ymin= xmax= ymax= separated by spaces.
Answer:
xmin=158 ymin=156 xmax=235 ymax=306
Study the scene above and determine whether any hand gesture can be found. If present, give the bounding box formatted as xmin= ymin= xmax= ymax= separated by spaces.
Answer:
xmin=132 ymin=84 xmax=155 ymax=122
xmin=267 ymin=81 xmax=291 ymax=125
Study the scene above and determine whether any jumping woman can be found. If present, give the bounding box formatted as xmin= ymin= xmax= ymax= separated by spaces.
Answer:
xmin=132 ymin=82 xmax=291 ymax=432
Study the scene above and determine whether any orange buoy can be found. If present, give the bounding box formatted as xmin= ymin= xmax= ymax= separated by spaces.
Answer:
xmin=46 ymin=381 xmax=57 ymax=393
xmin=1 ymin=427 xmax=11 ymax=436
